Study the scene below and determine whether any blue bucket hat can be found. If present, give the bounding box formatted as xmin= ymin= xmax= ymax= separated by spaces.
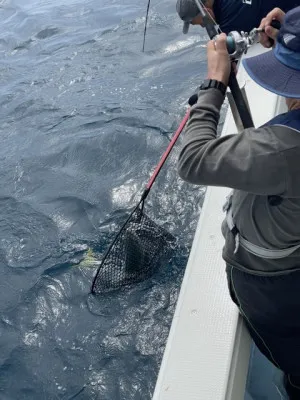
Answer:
xmin=243 ymin=6 xmax=300 ymax=99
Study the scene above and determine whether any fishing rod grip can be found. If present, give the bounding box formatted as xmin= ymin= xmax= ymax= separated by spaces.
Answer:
xmin=264 ymin=19 xmax=281 ymax=47
xmin=270 ymin=19 xmax=281 ymax=30
xmin=228 ymin=65 xmax=254 ymax=129
xmin=205 ymin=21 xmax=220 ymax=40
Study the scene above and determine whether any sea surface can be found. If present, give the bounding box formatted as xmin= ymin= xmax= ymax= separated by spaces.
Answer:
xmin=0 ymin=0 xmax=207 ymax=398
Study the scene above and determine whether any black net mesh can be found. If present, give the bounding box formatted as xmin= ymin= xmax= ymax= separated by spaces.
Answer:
xmin=91 ymin=203 xmax=176 ymax=294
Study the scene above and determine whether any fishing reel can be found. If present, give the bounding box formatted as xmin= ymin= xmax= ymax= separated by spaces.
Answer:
xmin=226 ymin=31 xmax=250 ymax=59
xmin=226 ymin=30 xmax=257 ymax=60
xmin=209 ymin=29 xmax=259 ymax=60
xmin=225 ymin=20 xmax=281 ymax=60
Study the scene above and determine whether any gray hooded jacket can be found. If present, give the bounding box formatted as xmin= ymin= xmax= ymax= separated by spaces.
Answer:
xmin=178 ymin=88 xmax=300 ymax=276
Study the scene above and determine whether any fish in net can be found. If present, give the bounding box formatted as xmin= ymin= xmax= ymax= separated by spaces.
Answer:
xmin=91 ymin=203 xmax=176 ymax=294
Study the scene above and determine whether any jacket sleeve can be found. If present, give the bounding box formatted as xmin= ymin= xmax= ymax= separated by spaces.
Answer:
xmin=177 ymin=88 xmax=287 ymax=196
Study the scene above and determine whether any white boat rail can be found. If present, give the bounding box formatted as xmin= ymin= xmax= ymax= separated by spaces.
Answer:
xmin=153 ymin=43 xmax=287 ymax=400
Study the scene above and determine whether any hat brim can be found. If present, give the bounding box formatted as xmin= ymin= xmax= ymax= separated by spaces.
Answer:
xmin=182 ymin=21 xmax=190 ymax=34
xmin=242 ymin=50 xmax=300 ymax=99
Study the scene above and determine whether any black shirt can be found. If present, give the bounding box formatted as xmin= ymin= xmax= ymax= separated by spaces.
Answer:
xmin=213 ymin=0 xmax=299 ymax=33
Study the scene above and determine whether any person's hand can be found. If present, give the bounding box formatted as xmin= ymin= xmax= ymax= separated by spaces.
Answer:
xmin=259 ymin=8 xmax=285 ymax=48
xmin=206 ymin=33 xmax=231 ymax=86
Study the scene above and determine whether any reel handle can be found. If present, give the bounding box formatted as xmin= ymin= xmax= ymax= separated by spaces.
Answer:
xmin=263 ymin=19 xmax=281 ymax=47
xmin=268 ymin=19 xmax=281 ymax=31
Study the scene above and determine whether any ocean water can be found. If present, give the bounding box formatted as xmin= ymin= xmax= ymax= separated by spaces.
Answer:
xmin=0 ymin=0 xmax=208 ymax=398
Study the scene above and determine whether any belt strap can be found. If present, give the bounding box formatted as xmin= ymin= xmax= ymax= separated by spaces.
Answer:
xmin=224 ymin=193 xmax=300 ymax=260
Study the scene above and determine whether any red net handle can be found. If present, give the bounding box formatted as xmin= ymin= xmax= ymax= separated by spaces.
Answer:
xmin=141 ymin=109 xmax=190 ymax=201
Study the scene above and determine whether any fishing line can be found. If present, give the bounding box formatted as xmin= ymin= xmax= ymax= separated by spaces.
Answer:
xmin=142 ymin=0 xmax=220 ymax=52
xmin=195 ymin=0 xmax=222 ymax=33
xmin=142 ymin=0 xmax=151 ymax=52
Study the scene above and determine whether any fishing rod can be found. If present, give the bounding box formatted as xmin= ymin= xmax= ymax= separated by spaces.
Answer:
xmin=142 ymin=0 xmax=280 ymax=129
xmin=142 ymin=0 xmax=253 ymax=126
xmin=192 ymin=0 xmax=254 ymax=128
xmin=142 ymin=0 xmax=244 ymax=56
xmin=190 ymin=0 xmax=279 ymax=128
xmin=142 ymin=0 xmax=280 ymax=57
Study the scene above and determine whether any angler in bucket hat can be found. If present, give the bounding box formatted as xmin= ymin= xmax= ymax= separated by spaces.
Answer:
xmin=176 ymin=0 xmax=298 ymax=36
xmin=243 ymin=8 xmax=300 ymax=99
xmin=178 ymin=6 xmax=300 ymax=400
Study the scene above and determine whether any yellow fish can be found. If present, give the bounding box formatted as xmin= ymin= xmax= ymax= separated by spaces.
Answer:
xmin=78 ymin=248 xmax=101 ymax=268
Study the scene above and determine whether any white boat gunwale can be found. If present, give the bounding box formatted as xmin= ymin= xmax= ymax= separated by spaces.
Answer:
xmin=153 ymin=43 xmax=287 ymax=400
